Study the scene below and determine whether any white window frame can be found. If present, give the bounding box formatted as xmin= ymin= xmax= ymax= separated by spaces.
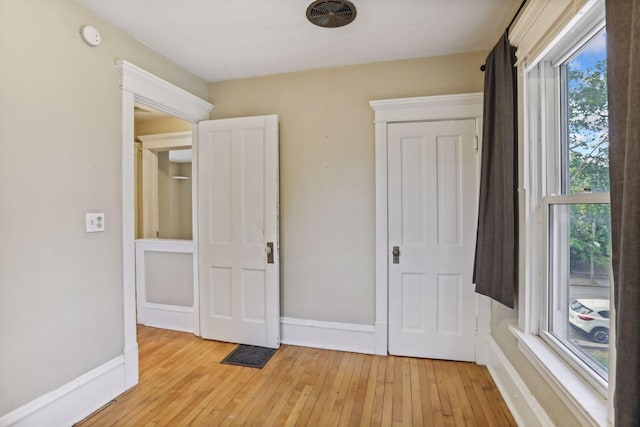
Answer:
xmin=511 ymin=0 xmax=614 ymax=425
xmin=535 ymin=6 xmax=610 ymax=392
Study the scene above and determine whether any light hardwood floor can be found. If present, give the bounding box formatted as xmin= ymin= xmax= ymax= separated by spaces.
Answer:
xmin=78 ymin=326 xmax=516 ymax=426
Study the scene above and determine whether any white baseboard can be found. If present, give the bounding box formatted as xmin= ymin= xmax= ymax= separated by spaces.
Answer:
xmin=0 ymin=356 xmax=126 ymax=427
xmin=486 ymin=337 xmax=554 ymax=427
xmin=280 ymin=317 xmax=376 ymax=355
xmin=138 ymin=303 xmax=194 ymax=333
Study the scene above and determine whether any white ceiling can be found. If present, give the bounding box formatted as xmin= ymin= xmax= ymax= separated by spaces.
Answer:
xmin=76 ymin=0 xmax=519 ymax=83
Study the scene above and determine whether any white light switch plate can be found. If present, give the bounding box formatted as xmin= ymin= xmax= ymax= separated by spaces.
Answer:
xmin=86 ymin=212 xmax=105 ymax=232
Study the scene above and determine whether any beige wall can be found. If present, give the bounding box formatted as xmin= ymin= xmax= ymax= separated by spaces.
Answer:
xmin=157 ymin=153 xmax=192 ymax=239
xmin=145 ymin=252 xmax=194 ymax=307
xmin=209 ymin=53 xmax=486 ymax=324
xmin=135 ymin=116 xmax=192 ymax=136
xmin=0 ymin=0 xmax=207 ymax=416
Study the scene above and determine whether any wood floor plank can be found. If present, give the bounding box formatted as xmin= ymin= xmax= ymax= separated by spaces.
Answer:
xmin=401 ymin=358 xmax=413 ymax=425
xmin=435 ymin=360 xmax=462 ymax=424
xmin=358 ymin=356 xmax=379 ymax=426
xmin=457 ymin=363 xmax=490 ymax=427
xmin=231 ymin=347 xmax=297 ymax=425
xmin=471 ymin=362 xmax=514 ymax=427
xmin=369 ymin=355 xmax=388 ymax=426
xmin=304 ymin=350 xmax=346 ymax=426
xmin=77 ymin=326 xmax=517 ymax=427
xmin=336 ymin=352 xmax=364 ymax=426
xmin=380 ymin=356 xmax=395 ymax=426
xmin=409 ymin=358 xmax=424 ymax=427
xmin=294 ymin=349 xmax=339 ymax=425
xmin=273 ymin=347 xmax=321 ymax=426
xmin=445 ymin=361 xmax=477 ymax=427
xmin=283 ymin=384 xmax=313 ymax=427
xmin=416 ymin=359 xmax=436 ymax=427
xmin=324 ymin=352 xmax=356 ymax=426
xmin=424 ymin=359 xmax=447 ymax=426
xmin=262 ymin=347 xmax=315 ymax=427
xmin=344 ymin=354 xmax=370 ymax=426
xmin=247 ymin=346 xmax=312 ymax=426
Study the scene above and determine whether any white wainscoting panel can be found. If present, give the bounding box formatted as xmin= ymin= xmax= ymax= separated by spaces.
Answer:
xmin=0 ymin=357 xmax=125 ymax=427
xmin=280 ymin=317 xmax=376 ymax=355
xmin=136 ymin=239 xmax=194 ymax=333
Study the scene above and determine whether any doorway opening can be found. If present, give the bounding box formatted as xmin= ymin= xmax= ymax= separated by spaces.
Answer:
xmin=118 ymin=60 xmax=213 ymax=389
xmin=133 ymin=104 xmax=196 ymax=333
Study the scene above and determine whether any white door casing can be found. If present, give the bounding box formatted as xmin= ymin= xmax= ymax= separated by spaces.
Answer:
xmin=198 ymin=115 xmax=280 ymax=349
xmin=387 ymin=119 xmax=478 ymax=361
xmin=370 ymin=93 xmax=488 ymax=361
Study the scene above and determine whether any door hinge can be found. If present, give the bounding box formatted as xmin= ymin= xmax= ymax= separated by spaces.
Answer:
xmin=474 ymin=135 xmax=479 ymax=152
xmin=475 ymin=317 xmax=479 ymax=332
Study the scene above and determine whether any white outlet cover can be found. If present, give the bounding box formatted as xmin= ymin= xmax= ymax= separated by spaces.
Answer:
xmin=80 ymin=25 xmax=101 ymax=47
xmin=86 ymin=212 xmax=105 ymax=233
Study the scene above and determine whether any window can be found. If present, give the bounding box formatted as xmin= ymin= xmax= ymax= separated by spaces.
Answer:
xmin=512 ymin=2 xmax=612 ymax=423
xmin=538 ymin=24 xmax=611 ymax=389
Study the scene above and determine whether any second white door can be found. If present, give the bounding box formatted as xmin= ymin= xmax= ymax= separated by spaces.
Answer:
xmin=198 ymin=115 xmax=280 ymax=349
xmin=388 ymin=119 xmax=478 ymax=361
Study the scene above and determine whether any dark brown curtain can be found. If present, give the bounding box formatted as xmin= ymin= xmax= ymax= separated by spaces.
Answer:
xmin=473 ymin=32 xmax=518 ymax=308
xmin=606 ymin=0 xmax=640 ymax=424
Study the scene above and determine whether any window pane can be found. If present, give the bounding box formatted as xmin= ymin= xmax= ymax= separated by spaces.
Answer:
xmin=549 ymin=203 xmax=611 ymax=379
xmin=564 ymin=32 xmax=609 ymax=194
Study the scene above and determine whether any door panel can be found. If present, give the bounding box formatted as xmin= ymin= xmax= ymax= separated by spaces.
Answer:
xmin=388 ymin=119 xmax=477 ymax=361
xmin=198 ymin=115 xmax=279 ymax=348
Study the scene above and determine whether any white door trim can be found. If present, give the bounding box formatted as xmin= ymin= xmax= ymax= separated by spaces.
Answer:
xmin=117 ymin=60 xmax=213 ymax=389
xmin=369 ymin=93 xmax=489 ymax=359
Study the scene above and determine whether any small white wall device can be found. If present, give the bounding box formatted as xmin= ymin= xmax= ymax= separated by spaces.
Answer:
xmin=86 ymin=213 xmax=105 ymax=233
xmin=80 ymin=25 xmax=101 ymax=47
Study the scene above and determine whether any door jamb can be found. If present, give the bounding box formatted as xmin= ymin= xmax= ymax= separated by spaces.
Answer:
xmin=117 ymin=60 xmax=213 ymax=388
xmin=369 ymin=93 xmax=489 ymax=361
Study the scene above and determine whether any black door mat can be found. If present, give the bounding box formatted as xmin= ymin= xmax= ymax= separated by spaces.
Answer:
xmin=221 ymin=344 xmax=277 ymax=369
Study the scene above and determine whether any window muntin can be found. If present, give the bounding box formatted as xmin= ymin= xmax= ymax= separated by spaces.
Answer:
xmin=543 ymin=29 xmax=611 ymax=385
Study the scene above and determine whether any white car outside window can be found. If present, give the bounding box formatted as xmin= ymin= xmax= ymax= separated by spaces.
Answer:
xmin=569 ymin=299 xmax=610 ymax=344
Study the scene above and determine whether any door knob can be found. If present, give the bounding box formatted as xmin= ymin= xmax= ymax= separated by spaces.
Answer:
xmin=266 ymin=242 xmax=274 ymax=264
xmin=392 ymin=246 xmax=400 ymax=264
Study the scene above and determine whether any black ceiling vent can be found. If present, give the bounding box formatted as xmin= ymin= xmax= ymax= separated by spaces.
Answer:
xmin=306 ymin=0 xmax=357 ymax=28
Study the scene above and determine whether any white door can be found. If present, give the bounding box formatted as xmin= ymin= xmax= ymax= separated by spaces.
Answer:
xmin=388 ymin=119 xmax=477 ymax=361
xmin=198 ymin=115 xmax=280 ymax=349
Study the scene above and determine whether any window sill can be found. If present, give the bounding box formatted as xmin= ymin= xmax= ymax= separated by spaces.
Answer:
xmin=510 ymin=325 xmax=608 ymax=427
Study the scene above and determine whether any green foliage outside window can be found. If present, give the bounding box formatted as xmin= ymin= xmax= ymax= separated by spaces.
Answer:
xmin=566 ymin=53 xmax=611 ymax=281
